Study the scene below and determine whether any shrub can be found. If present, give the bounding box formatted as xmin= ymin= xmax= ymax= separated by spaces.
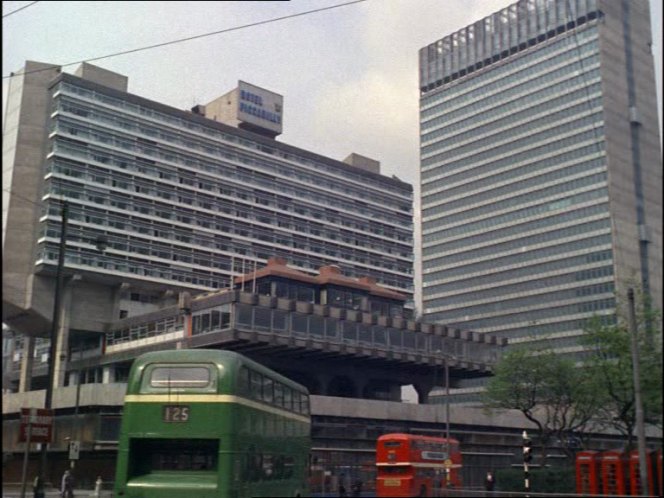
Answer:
xmin=495 ymin=467 xmax=574 ymax=494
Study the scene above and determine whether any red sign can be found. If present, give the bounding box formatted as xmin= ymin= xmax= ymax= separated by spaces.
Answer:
xmin=18 ymin=408 xmax=53 ymax=443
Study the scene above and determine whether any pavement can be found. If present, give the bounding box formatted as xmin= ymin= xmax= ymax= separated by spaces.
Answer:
xmin=2 ymin=489 xmax=112 ymax=498
xmin=2 ymin=487 xmax=375 ymax=498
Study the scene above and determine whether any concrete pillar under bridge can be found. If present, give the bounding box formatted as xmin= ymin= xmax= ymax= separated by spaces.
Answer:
xmin=412 ymin=380 xmax=435 ymax=404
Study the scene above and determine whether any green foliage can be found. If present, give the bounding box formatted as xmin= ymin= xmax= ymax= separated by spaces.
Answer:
xmin=579 ymin=288 xmax=663 ymax=446
xmin=495 ymin=467 xmax=575 ymax=494
xmin=483 ymin=346 xmax=599 ymax=463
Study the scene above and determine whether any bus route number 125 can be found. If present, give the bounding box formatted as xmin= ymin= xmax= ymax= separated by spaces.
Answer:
xmin=163 ymin=405 xmax=190 ymax=423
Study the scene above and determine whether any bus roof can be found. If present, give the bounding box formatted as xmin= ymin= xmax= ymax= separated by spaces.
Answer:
xmin=128 ymin=349 xmax=308 ymax=393
xmin=377 ymin=433 xmax=459 ymax=445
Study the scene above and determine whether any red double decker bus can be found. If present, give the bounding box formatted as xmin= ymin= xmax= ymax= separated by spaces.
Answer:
xmin=376 ymin=433 xmax=462 ymax=497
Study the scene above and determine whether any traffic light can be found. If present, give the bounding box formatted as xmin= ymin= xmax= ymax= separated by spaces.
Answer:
xmin=523 ymin=431 xmax=532 ymax=464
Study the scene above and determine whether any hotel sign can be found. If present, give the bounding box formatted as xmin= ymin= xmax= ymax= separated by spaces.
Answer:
xmin=237 ymin=80 xmax=283 ymax=135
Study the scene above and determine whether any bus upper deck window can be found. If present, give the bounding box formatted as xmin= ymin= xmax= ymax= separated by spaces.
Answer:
xmin=150 ymin=366 xmax=211 ymax=388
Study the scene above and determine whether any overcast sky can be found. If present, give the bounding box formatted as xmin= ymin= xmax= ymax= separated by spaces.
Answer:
xmin=3 ymin=0 xmax=662 ymax=189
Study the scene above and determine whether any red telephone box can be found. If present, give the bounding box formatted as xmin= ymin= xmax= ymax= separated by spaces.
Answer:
xmin=657 ymin=450 xmax=662 ymax=498
xmin=600 ymin=450 xmax=628 ymax=496
xmin=629 ymin=449 xmax=656 ymax=497
xmin=576 ymin=450 xmax=600 ymax=495
xmin=655 ymin=450 xmax=664 ymax=496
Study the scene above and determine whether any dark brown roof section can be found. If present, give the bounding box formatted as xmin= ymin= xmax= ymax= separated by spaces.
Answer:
xmin=234 ymin=257 xmax=406 ymax=302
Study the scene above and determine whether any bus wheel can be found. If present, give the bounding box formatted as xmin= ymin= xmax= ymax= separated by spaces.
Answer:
xmin=419 ymin=485 xmax=427 ymax=497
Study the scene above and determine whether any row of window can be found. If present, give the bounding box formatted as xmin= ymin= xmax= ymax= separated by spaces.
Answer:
xmin=428 ymin=284 xmax=615 ymax=322
xmin=241 ymin=451 xmax=299 ymax=482
xmin=424 ymin=203 xmax=609 ymax=267
xmin=56 ymin=93 xmax=410 ymax=212
xmin=423 ymin=107 xmax=603 ymax=174
xmin=422 ymin=94 xmax=602 ymax=172
xmin=429 ymin=265 xmax=614 ymax=309
xmin=455 ymin=311 xmax=614 ymax=339
xmin=60 ymin=82 xmax=408 ymax=197
xmin=422 ymin=145 xmax=604 ymax=206
xmin=191 ymin=306 xmax=232 ymax=335
xmin=238 ymin=366 xmax=310 ymax=415
xmin=422 ymin=81 xmax=601 ymax=159
xmin=46 ymin=161 xmax=411 ymax=256
xmin=39 ymin=243 xmax=228 ymax=290
xmin=420 ymin=61 xmax=600 ymax=149
xmin=423 ymin=187 xmax=608 ymax=244
xmin=424 ymin=169 xmax=606 ymax=225
xmin=253 ymin=281 xmax=407 ymax=316
xmin=106 ymin=316 xmax=184 ymax=346
xmin=44 ymin=192 xmax=410 ymax=273
xmin=50 ymin=134 xmax=411 ymax=232
xmin=42 ymin=208 xmax=410 ymax=292
xmin=421 ymin=23 xmax=598 ymax=112
xmin=43 ymin=193 xmax=410 ymax=276
xmin=233 ymin=304 xmax=493 ymax=363
xmin=429 ymin=297 xmax=615 ymax=332
xmin=422 ymin=126 xmax=603 ymax=189
xmin=424 ymin=70 xmax=600 ymax=158
xmin=501 ymin=318 xmax=590 ymax=340
xmin=426 ymin=249 xmax=613 ymax=297
xmin=425 ymin=233 xmax=612 ymax=286
xmin=40 ymin=231 xmax=409 ymax=293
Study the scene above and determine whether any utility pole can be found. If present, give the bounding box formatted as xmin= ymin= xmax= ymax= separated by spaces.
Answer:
xmin=38 ymin=200 xmax=69 ymax=485
xmin=627 ymin=288 xmax=648 ymax=494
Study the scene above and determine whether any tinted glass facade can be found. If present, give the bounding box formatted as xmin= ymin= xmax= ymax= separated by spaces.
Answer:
xmin=419 ymin=0 xmax=662 ymax=357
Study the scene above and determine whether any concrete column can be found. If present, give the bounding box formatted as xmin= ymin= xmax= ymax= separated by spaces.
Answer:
xmin=18 ymin=334 xmax=35 ymax=392
xmin=52 ymin=285 xmax=73 ymax=391
xmin=102 ymin=365 xmax=114 ymax=384
xmin=413 ymin=381 xmax=435 ymax=405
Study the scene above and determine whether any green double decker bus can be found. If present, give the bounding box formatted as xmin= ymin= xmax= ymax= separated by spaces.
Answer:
xmin=114 ymin=349 xmax=311 ymax=497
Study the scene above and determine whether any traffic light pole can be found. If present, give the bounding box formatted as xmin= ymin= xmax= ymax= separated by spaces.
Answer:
xmin=522 ymin=430 xmax=532 ymax=497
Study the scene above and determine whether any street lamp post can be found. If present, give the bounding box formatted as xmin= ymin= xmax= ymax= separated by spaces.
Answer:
xmin=445 ymin=356 xmax=450 ymax=444
xmin=38 ymin=200 xmax=69 ymax=486
xmin=36 ymin=200 xmax=107 ymax=486
xmin=434 ymin=350 xmax=452 ymax=487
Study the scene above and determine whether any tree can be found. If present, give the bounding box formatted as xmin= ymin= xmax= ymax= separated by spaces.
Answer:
xmin=483 ymin=345 xmax=599 ymax=464
xmin=579 ymin=289 xmax=663 ymax=448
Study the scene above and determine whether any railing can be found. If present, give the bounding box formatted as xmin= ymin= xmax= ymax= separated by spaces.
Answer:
xmin=231 ymin=299 xmax=501 ymax=368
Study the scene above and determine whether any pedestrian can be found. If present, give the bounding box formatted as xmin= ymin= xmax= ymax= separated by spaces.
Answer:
xmin=351 ymin=479 xmax=363 ymax=497
xmin=94 ymin=476 xmax=102 ymax=497
xmin=61 ymin=469 xmax=75 ymax=498
xmin=32 ymin=475 xmax=45 ymax=498
xmin=338 ymin=474 xmax=347 ymax=498
xmin=485 ymin=470 xmax=496 ymax=497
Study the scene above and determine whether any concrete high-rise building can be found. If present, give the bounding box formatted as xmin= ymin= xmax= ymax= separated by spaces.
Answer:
xmin=2 ymin=61 xmax=412 ymax=340
xmin=419 ymin=0 xmax=661 ymax=357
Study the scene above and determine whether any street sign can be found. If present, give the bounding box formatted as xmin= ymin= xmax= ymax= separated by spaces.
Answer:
xmin=69 ymin=440 xmax=80 ymax=460
xmin=18 ymin=408 xmax=53 ymax=443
